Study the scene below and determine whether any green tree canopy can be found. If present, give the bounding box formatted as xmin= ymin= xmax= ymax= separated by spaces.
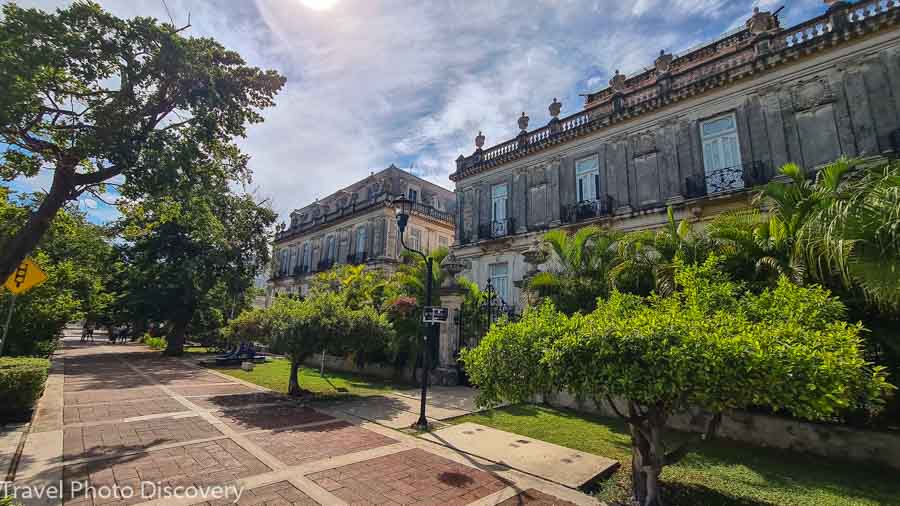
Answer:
xmin=462 ymin=258 xmax=892 ymax=506
xmin=0 ymin=1 xmax=285 ymax=281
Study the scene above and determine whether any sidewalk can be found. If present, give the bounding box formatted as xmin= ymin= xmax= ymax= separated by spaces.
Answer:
xmin=9 ymin=337 xmax=599 ymax=505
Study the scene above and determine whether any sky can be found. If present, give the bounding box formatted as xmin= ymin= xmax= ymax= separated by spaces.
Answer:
xmin=9 ymin=0 xmax=825 ymax=225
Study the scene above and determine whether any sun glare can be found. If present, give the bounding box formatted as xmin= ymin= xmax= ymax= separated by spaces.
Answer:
xmin=299 ymin=0 xmax=339 ymax=11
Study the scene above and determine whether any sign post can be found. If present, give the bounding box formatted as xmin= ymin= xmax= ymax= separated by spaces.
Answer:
xmin=0 ymin=258 xmax=49 ymax=356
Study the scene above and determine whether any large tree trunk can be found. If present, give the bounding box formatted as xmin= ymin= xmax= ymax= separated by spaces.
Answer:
xmin=288 ymin=358 xmax=302 ymax=396
xmin=0 ymin=166 xmax=76 ymax=281
xmin=629 ymin=405 xmax=666 ymax=506
xmin=165 ymin=317 xmax=189 ymax=356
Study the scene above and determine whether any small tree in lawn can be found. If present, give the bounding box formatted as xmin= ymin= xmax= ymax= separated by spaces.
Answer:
xmin=462 ymin=258 xmax=893 ymax=506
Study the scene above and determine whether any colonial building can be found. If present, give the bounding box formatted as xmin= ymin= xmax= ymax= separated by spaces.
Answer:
xmin=448 ymin=1 xmax=900 ymax=310
xmin=268 ymin=165 xmax=455 ymax=301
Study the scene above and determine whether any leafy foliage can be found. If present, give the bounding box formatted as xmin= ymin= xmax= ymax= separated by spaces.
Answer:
xmin=0 ymin=188 xmax=115 ymax=356
xmin=0 ymin=1 xmax=284 ymax=281
xmin=463 ymin=258 xmax=892 ymax=506
xmin=0 ymin=357 xmax=49 ymax=421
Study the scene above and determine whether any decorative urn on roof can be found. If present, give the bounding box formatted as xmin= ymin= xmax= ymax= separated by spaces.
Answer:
xmin=655 ymin=50 xmax=673 ymax=74
xmin=746 ymin=6 xmax=780 ymax=34
xmin=549 ymin=98 xmax=562 ymax=119
xmin=610 ymin=69 xmax=626 ymax=93
xmin=475 ymin=131 xmax=485 ymax=150
xmin=518 ymin=112 xmax=530 ymax=133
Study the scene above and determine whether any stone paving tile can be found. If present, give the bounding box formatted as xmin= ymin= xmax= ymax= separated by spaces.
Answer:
xmin=64 ymin=387 xmax=169 ymax=406
xmin=63 ymin=416 xmax=223 ymax=460
xmin=63 ymin=397 xmax=189 ymax=424
xmin=497 ymin=489 xmax=577 ymax=505
xmin=306 ymin=448 xmax=509 ymax=506
xmin=150 ymin=372 xmax=238 ymax=386
xmin=63 ymin=438 xmax=271 ymax=506
xmin=202 ymin=481 xmax=320 ymax=506
xmin=213 ymin=405 xmax=335 ymax=433
xmin=246 ymin=421 xmax=397 ymax=466
xmin=190 ymin=392 xmax=294 ymax=410
xmin=171 ymin=383 xmax=260 ymax=397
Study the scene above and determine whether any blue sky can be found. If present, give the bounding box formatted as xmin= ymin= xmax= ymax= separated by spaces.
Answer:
xmin=10 ymin=0 xmax=825 ymax=225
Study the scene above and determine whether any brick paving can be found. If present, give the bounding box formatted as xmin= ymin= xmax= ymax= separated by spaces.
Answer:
xmin=63 ymin=416 xmax=223 ymax=460
xmin=64 ymin=386 xmax=169 ymax=406
xmin=214 ymin=405 xmax=335 ymax=433
xmin=151 ymin=372 xmax=239 ymax=385
xmin=190 ymin=392 xmax=293 ymax=410
xmin=497 ymin=489 xmax=578 ymax=505
xmin=246 ymin=421 xmax=398 ymax=466
xmin=306 ymin=448 xmax=509 ymax=505
xmin=63 ymin=397 xmax=189 ymax=424
xmin=63 ymin=439 xmax=271 ymax=506
xmin=171 ymin=383 xmax=261 ymax=397
xmin=202 ymin=481 xmax=320 ymax=506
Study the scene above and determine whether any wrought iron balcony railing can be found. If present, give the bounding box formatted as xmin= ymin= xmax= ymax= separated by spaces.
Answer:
xmin=685 ymin=161 xmax=772 ymax=198
xmin=292 ymin=265 xmax=311 ymax=277
xmin=346 ymin=252 xmax=368 ymax=265
xmin=561 ymin=195 xmax=614 ymax=224
xmin=478 ymin=218 xmax=515 ymax=240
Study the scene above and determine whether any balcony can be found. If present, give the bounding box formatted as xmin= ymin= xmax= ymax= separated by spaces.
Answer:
xmin=292 ymin=265 xmax=310 ymax=277
xmin=346 ymin=252 xmax=368 ymax=265
xmin=685 ymin=161 xmax=771 ymax=198
xmin=478 ymin=218 xmax=515 ymax=240
xmin=316 ymin=258 xmax=335 ymax=271
xmin=562 ymin=195 xmax=614 ymax=225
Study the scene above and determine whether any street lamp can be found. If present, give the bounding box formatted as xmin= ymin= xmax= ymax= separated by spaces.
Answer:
xmin=394 ymin=195 xmax=433 ymax=430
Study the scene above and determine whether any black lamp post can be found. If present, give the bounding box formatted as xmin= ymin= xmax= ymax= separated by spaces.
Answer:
xmin=394 ymin=195 xmax=433 ymax=430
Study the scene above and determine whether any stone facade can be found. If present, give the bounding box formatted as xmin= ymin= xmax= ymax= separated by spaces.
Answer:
xmin=268 ymin=165 xmax=455 ymax=303
xmin=448 ymin=1 xmax=900 ymax=314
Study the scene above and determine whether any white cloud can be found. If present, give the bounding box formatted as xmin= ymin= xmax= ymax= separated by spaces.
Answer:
xmin=81 ymin=198 xmax=98 ymax=210
xmin=16 ymin=0 xmax=827 ymax=225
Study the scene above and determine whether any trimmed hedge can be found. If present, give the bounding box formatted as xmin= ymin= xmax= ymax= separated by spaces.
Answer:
xmin=0 ymin=357 xmax=50 ymax=421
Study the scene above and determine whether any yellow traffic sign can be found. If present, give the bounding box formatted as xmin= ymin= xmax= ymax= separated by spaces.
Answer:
xmin=3 ymin=258 xmax=48 ymax=295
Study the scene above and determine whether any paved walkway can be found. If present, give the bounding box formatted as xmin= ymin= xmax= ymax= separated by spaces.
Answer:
xmin=11 ymin=338 xmax=598 ymax=505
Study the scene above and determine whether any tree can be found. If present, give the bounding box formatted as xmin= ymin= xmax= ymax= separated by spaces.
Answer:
xmin=0 ymin=1 xmax=285 ymax=281
xmin=0 ymin=187 xmax=116 ymax=356
xmin=461 ymin=258 xmax=892 ymax=506
xmin=798 ymin=160 xmax=900 ymax=310
xmin=264 ymin=291 xmax=392 ymax=395
xmin=117 ymin=176 xmax=275 ymax=355
xmin=610 ymin=207 xmax=710 ymax=296
xmin=527 ymin=225 xmax=619 ymax=314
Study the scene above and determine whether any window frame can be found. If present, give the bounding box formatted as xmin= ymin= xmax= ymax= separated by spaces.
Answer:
xmin=575 ymin=154 xmax=601 ymax=203
xmin=488 ymin=262 xmax=509 ymax=303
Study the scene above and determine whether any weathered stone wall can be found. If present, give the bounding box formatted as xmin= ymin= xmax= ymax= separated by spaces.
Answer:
xmin=544 ymin=391 xmax=900 ymax=471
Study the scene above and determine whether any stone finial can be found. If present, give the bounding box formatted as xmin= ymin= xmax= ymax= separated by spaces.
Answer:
xmin=440 ymin=251 xmax=469 ymax=289
xmin=475 ymin=131 xmax=485 ymax=150
xmin=610 ymin=69 xmax=626 ymax=93
xmin=518 ymin=112 xmax=530 ymax=132
xmin=521 ymin=238 xmax=550 ymax=276
xmin=655 ymin=50 xmax=673 ymax=74
xmin=548 ymin=98 xmax=562 ymax=119
xmin=746 ymin=6 xmax=779 ymax=34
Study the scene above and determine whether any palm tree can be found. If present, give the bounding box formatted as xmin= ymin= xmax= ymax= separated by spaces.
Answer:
xmin=799 ymin=160 xmax=900 ymax=309
xmin=610 ymin=207 xmax=710 ymax=296
xmin=394 ymin=246 xmax=449 ymax=307
xmin=707 ymin=209 xmax=804 ymax=284
xmin=527 ymin=225 xmax=619 ymax=314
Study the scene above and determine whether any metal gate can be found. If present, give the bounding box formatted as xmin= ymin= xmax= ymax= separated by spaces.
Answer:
xmin=454 ymin=279 xmax=519 ymax=385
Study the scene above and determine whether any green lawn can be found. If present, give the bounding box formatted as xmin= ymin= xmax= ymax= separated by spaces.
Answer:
xmin=211 ymin=357 xmax=412 ymax=400
xmin=450 ymin=405 xmax=900 ymax=506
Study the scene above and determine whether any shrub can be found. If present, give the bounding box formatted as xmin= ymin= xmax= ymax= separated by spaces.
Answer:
xmin=463 ymin=258 xmax=893 ymax=506
xmin=144 ymin=336 xmax=167 ymax=350
xmin=0 ymin=357 xmax=50 ymax=421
